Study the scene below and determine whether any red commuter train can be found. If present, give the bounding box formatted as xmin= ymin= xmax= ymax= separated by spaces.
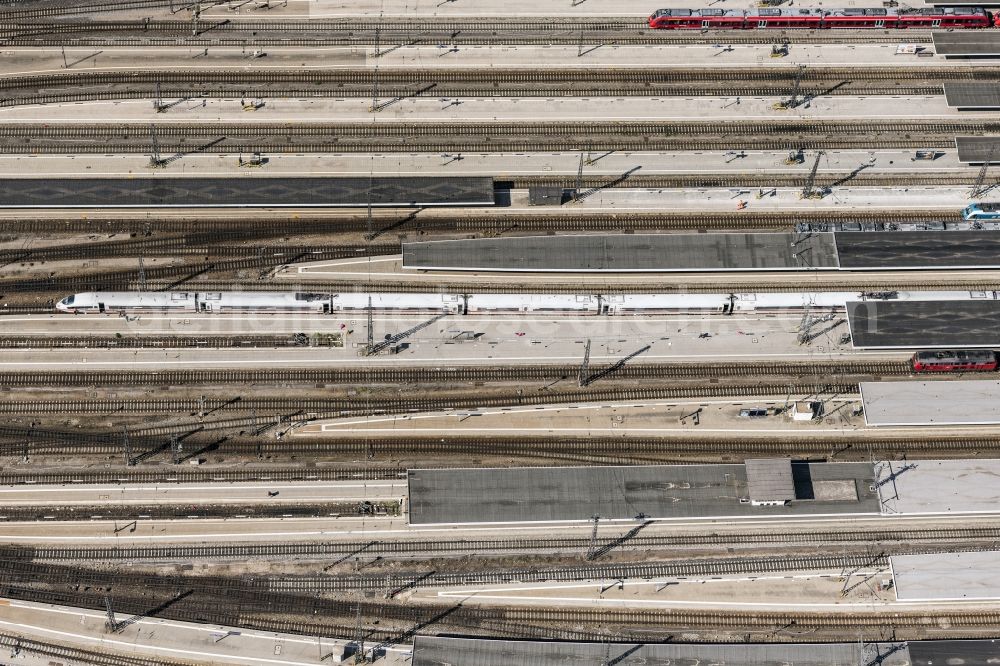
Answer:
xmin=648 ymin=7 xmax=999 ymax=29
xmin=911 ymin=350 xmax=998 ymax=373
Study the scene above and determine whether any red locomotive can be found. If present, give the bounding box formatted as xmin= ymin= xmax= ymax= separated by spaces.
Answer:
xmin=911 ymin=350 xmax=998 ymax=373
xmin=648 ymin=7 xmax=998 ymax=29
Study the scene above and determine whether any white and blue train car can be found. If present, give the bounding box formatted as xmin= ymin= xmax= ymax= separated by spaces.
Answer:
xmin=56 ymin=290 xmax=997 ymax=316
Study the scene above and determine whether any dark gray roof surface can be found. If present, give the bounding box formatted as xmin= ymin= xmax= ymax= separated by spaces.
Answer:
xmin=402 ymin=233 xmax=838 ymax=272
xmin=909 ymin=640 xmax=1000 ymax=665
xmin=956 ymin=136 xmax=1000 ymax=163
xmin=0 ymin=177 xmax=494 ymax=208
xmin=407 ymin=463 xmax=878 ymax=525
xmin=411 ymin=637 xmax=912 ymax=666
xmin=945 ymin=83 xmax=1000 ymax=108
xmin=934 ymin=32 xmax=1000 ymax=56
xmin=847 ymin=299 xmax=1000 ymax=348
xmin=746 ymin=458 xmax=795 ymax=502
xmin=835 ymin=231 xmax=1000 ymax=269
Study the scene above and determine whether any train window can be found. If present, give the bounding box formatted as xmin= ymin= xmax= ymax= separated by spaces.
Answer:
xmin=204 ymin=293 xmax=222 ymax=300
xmin=171 ymin=293 xmax=190 ymax=300
xmin=759 ymin=8 xmax=781 ymax=16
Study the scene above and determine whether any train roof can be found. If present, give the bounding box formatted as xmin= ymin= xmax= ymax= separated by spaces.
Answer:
xmin=650 ymin=8 xmax=743 ymax=17
xmin=914 ymin=349 xmax=996 ymax=359
xmin=651 ymin=6 xmax=987 ymax=18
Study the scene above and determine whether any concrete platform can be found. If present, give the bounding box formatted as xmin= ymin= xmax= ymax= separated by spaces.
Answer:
xmin=406 ymin=463 xmax=879 ymax=525
xmin=0 ymin=96 xmax=978 ymax=124
xmin=934 ymin=32 xmax=1000 ymax=58
xmin=847 ymin=298 xmax=1000 ymax=348
xmin=0 ymin=480 xmax=405 ymax=508
xmin=0 ymin=310 xmax=879 ymax=370
xmin=412 ymin=637 xmax=910 ymax=666
xmin=892 ymin=551 xmax=1000 ymax=602
xmin=0 ymin=177 xmax=494 ymax=208
xmin=0 ymin=149 xmax=972 ymax=181
xmin=862 ymin=380 xmax=1000 ymax=427
xmin=0 ymin=598 xmax=409 ymax=666
xmin=291 ymin=255 xmax=1000 ymax=291
xmin=302 ymin=394 xmax=866 ymax=439
xmin=876 ymin=459 xmax=1000 ymax=515
xmin=402 ymin=233 xmax=838 ymax=272
xmin=1 ymin=44 xmax=984 ymax=77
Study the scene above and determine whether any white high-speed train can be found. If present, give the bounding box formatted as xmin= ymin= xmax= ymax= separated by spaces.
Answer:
xmin=55 ymin=290 xmax=992 ymax=315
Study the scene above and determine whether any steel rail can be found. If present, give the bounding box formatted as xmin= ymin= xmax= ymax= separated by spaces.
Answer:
xmin=0 ymin=360 xmax=909 ymax=385
xmin=0 ymin=633 xmax=186 ymax=666
xmin=0 ymin=19 xmax=936 ymax=47
xmin=0 ymin=119 xmax=993 ymax=153
xmin=4 ymin=66 xmax=988 ymax=89
xmin=0 ymin=67 xmax=984 ymax=107
xmin=0 ymin=381 xmax=861 ymax=414
xmin=0 ymin=209 xmax=961 ymax=235
xmin=15 ymin=525 xmax=1000 ymax=561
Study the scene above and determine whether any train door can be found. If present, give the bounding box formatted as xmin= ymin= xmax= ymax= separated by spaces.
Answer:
xmin=200 ymin=302 xmax=212 ymax=312
xmin=701 ymin=19 xmax=711 ymax=28
xmin=757 ymin=19 xmax=767 ymax=27
xmin=875 ymin=19 xmax=884 ymax=27
xmin=931 ymin=18 xmax=941 ymax=27
xmin=98 ymin=302 xmax=106 ymax=313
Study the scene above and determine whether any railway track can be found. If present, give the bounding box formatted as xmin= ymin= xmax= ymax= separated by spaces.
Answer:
xmin=0 ymin=67 xmax=982 ymax=107
xmin=1 ymin=553 xmax=881 ymax=592
xmin=0 ymin=209 xmax=962 ymax=236
xmin=0 ymin=236 xmax=389 ymax=264
xmin=0 ymin=19 xmax=937 ymax=46
xmin=0 ymin=633 xmax=186 ymax=666
xmin=270 ymin=553 xmax=893 ymax=593
xmin=0 ymin=334 xmax=332 ymax=349
xmin=1 ymin=119 xmax=994 ymax=153
xmin=263 ymin=275 xmax=1000 ymax=293
xmin=0 ymin=360 xmax=909 ymax=385
xmin=84 ymin=275 xmax=1000 ymax=295
xmin=0 ymin=466 xmax=406 ymax=485
xmin=7 ymin=427 xmax=998 ymax=468
xmin=0 ymin=244 xmax=392 ymax=293
xmin=16 ymin=525 xmax=1000 ymax=562
xmin=0 ymin=500 xmax=396 ymax=522
xmin=2 ymin=273 xmax=997 ymax=309
xmin=0 ymin=382 xmax=860 ymax=415
xmin=0 ymin=0 xmax=215 ymax=19
xmin=3 ymin=559 xmax=1000 ymax=643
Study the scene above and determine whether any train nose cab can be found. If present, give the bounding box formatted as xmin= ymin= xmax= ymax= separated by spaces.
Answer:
xmin=56 ymin=295 xmax=75 ymax=311
xmin=962 ymin=202 xmax=1000 ymax=221
xmin=994 ymin=11 xmax=1000 ymax=26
